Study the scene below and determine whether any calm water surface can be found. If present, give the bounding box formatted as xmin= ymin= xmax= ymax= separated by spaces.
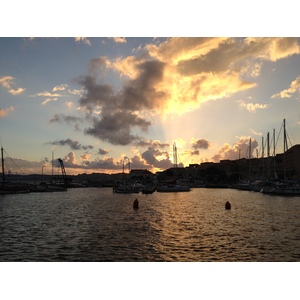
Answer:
xmin=1 ymin=187 xmax=299 ymax=261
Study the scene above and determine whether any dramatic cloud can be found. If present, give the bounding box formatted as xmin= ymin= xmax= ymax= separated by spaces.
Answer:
xmin=211 ymin=137 xmax=258 ymax=162
xmin=237 ymin=100 xmax=270 ymax=112
xmin=271 ymin=76 xmax=300 ymax=98
xmin=84 ymin=112 xmax=151 ymax=145
xmin=141 ymin=147 xmax=173 ymax=170
xmin=76 ymin=37 xmax=299 ymax=148
xmin=48 ymin=139 xmax=94 ymax=151
xmin=62 ymin=151 xmax=123 ymax=171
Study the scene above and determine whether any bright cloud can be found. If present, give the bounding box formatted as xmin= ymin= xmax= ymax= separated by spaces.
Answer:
xmin=110 ymin=37 xmax=126 ymax=43
xmin=75 ymin=37 xmax=299 ymax=147
xmin=75 ymin=37 xmax=91 ymax=46
xmin=53 ymin=84 xmax=68 ymax=91
xmin=0 ymin=76 xmax=25 ymax=95
xmin=237 ymin=100 xmax=270 ymax=112
xmin=271 ymin=76 xmax=300 ymax=98
xmin=211 ymin=136 xmax=258 ymax=162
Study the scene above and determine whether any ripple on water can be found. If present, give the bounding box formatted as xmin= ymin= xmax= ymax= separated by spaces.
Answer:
xmin=1 ymin=188 xmax=300 ymax=261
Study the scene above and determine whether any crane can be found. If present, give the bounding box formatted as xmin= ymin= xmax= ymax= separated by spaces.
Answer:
xmin=58 ymin=158 xmax=68 ymax=186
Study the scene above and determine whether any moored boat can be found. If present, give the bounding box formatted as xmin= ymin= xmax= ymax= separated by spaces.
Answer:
xmin=157 ymin=182 xmax=190 ymax=192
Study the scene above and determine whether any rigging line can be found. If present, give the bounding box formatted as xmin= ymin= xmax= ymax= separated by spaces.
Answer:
xmin=3 ymin=148 xmax=26 ymax=175
xmin=286 ymin=120 xmax=294 ymax=148
xmin=275 ymin=121 xmax=283 ymax=152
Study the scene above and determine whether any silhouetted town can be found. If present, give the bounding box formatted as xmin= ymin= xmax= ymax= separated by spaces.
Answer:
xmin=5 ymin=144 xmax=300 ymax=189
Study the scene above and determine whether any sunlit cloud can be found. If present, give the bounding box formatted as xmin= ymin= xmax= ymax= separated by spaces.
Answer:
xmin=42 ymin=98 xmax=58 ymax=105
xmin=271 ymin=76 xmax=300 ymax=98
xmin=0 ymin=106 xmax=14 ymax=117
xmin=8 ymin=87 xmax=26 ymax=95
xmin=237 ymin=100 xmax=270 ymax=112
xmin=80 ymin=153 xmax=91 ymax=161
xmin=74 ymin=37 xmax=298 ymax=148
xmin=65 ymin=101 xmax=74 ymax=108
xmin=68 ymin=89 xmax=83 ymax=95
xmin=0 ymin=76 xmax=25 ymax=95
xmin=53 ymin=84 xmax=68 ymax=91
xmin=75 ymin=37 xmax=91 ymax=46
xmin=211 ymin=136 xmax=258 ymax=162
xmin=0 ymin=76 xmax=13 ymax=89
xmin=251 ymin=129 xmax=262 ymax=136
xmin=35 ymin=91 xmax=61 ymax=97
xmin=110 ymin=37 xmax=126 ymax=43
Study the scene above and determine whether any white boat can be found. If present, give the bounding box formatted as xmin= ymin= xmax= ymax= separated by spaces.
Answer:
xmin=113 ymin=184 xmax=141 ymax=194
xmin=264 ymin=182 xmax=300 ymax=196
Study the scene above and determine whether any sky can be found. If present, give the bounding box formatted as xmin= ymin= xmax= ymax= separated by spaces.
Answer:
xmin=1 ymin=36 xmax=300 ymax=175
xmin=1 ymin=1 xmax=300 ymax=176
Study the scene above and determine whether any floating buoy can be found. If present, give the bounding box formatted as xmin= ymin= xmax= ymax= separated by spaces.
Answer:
xmin=225 ymin=201 xmax=231 ymax=210
xmin=133 ymin=199 xmax=139 ymax=209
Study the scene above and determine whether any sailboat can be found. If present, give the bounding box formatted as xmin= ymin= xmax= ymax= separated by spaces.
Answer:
xmin=262 ymin=119 xmax=300 ymax=196
xmin=0 ymin=147 xmax=30 ymax=194
xmin=157 ymin=143 xmax=191 ymax=192
xmin=113 ymin=159 xmax=141 ymax=194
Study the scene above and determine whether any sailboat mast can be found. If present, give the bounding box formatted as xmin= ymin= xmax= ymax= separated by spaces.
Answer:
xmin=173 ymin=143 xmax=178 ymax=168
xmin=273 ymin=128 xmax=276 ymax=179
xmin=1 ymin=147 xmax=4 ymax=186
xmin=283 ymin=119 xmax=287 ymax=181
xmin=249 ymin=138 xmax=251 ymax=180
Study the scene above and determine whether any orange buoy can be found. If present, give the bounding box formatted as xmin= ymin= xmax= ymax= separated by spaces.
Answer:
xmin=225 ymin=201 xmax=231 ymax=210
xmin=133 ymin=199 xmax=139 ymax=209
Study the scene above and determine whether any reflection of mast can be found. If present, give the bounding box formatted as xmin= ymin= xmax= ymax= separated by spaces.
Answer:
xmin=52 ymin=151 xmax=54 ymax=177
xmin=173 ymin=143 xmax=178 ymax=168
xmin=273 ymin=128 xmax=276 ymax=179
xmin=249 ymin=138 xmax=251 ymax=180
xmin=1 ymin=147 xmax=5 ymax=186
xmin=283 ymin=118 xmax=288 ymax=181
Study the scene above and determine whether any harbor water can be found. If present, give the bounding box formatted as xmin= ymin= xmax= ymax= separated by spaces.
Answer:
xmin=0 ymin=187 xmax=300 ymax=262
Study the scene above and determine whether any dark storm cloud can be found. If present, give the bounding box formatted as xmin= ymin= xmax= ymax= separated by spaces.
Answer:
xmin=78 ymin=76 xmax=115 ymax=111
xmin=191 ymin=138 xmax=210 ymax=150
xmin=85 ymin=112 xmax=151 ymax=145
xmin=136 ymin=139 xmax=169 ymax=148
xmin=141 ymin=147 xmax=172 ymax=169
xmin=48 ymin=139 xmax=94 ymax=151
xmin=120 ymin=60 xmax=166 ymax=111
xmin=77 ymin=59 xmax=166 ymax=146
xmin=130 ymin=155 xmax=152 ymax=169
xmin=49 ymin=114 xmax=83 ymax=130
